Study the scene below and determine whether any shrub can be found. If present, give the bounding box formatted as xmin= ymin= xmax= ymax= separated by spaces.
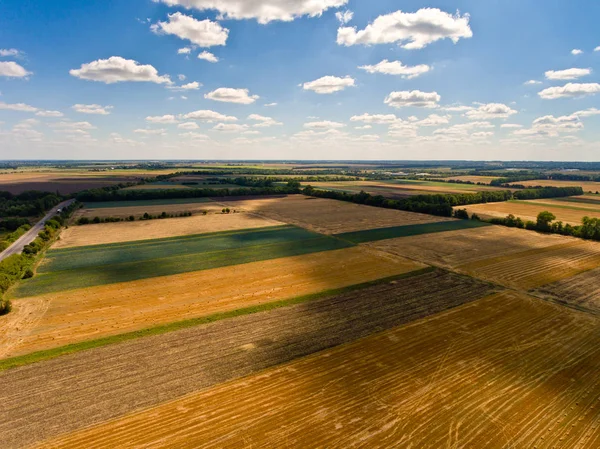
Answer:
xmin=0 ymin=298 xmax=11 ymax=316
xmin=22 ymin=268 xmax=34 ymax=279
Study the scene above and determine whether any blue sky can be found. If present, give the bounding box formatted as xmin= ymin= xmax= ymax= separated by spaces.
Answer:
xmin=1 ymin=0 xmax=600 ymax=160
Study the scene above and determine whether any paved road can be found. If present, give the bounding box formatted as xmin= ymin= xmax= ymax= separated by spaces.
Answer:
xmin=0 ymin=199 xmax=75 ymax=263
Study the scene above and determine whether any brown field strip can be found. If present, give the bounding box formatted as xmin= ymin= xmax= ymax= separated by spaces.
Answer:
xmin=73 ymin=202 xmax=224 ymax=220
xmin=55 ymin=213 xmax=283 ymax=248
xmin=369 ymin=225 xmax=573 ymax=269
xmin=458 ymin=240 xmax=600 ymax=290
xmin=217 ymin=194 xmax=452 ymax=234
xmin=533 ymin=267 xmax=600 ymax=314
xmin=440 ymin=175 xmax=500 ymax=184
xmin=461 ymin=201 xmax=600 ymax=225
xmin=0 ymin=247 xmax=424 ymax=359
xmin=512 ymin=179 xmax=600 ymax=193
xmin=0 ymin=270 xmax=497 ymax=448
xmin=34 ymin=292 xmax=600 ymax=449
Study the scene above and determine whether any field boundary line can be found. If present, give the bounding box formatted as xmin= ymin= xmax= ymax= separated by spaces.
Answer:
xmin=0 ymin=267 xmax=436 ymax=371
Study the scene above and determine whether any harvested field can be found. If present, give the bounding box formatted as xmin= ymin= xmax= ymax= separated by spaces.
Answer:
xmin=527 ymin=197 xmax=600 ymax=212
xmin=16 ymin=226 xmax=353 ymax=296
xmin=121 ymin=184 xmax=191 ymax=190
xmin=83 ymin=198 xmax=214 ymax=209
xmin=73 ymin=202 xmax=224 ymax=220
xmin=217 ymin=194 xmax=453 ymax=234
xmin=371 ymin=225 xmax=574 ymax=269
xmin=33 ymin=292 xmax=600 ymax=449
xmin=56 ymin=213 xmax=283 ymax=248
xmin=461 ymin=200 xmax=600 ymax=225
xmin=511 ymin=179 xmax=600 ymax=193
xmin=440 ymin=175 xmax=500 ymax=184
xmin=0 ymin=270 xmax=496 ymax=448
xmin=1 ymin=247 xmax=424 ymax=359
xmin=459 ymin=240 xmax=600 ymax=290
xmin=555 ymin=195 xmax=600 ymax=206
xmin=533 ymin=267 xmax=600 ymax=314
xmin=336 ymin=219 xmax=490 ymax=244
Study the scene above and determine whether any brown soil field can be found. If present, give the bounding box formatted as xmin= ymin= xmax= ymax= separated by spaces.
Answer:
xmin=217 ymin=194 xmax=453 ymax=234
xmin=533 ymin=267 xmax=600 ymax=314
xmin=1 ymin=247 xmax=424 ymax=358
xmin=122 ymin=184 xmax=191 ymax=190
xmin=34 ymin=292 xmax=600 ymax=449
xmin=511 ymin=179 xmax=600 ymax=193
xmin=56 ymin=213 xmax=281 ymax=248
xmin=461 ymin=200 xmax=600 ymax=225
xmin=370 ymin=225 xmax=574 ymax=269
xmin=459 ymin=240 xmax=600 ymax=290
xmin=310 ymin=180 xmax=496 ymax=196
xmin=528 ymin=198 xmax=600 ymax=211
xmin=73 ymin=202 xmax=225 ymax=221
xmin=440 ymin=175 xmax=500 ymax=184
xmin=0 ymin=270 xmax=497 ymax=448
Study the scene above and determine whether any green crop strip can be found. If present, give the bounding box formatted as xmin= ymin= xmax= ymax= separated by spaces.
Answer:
xmin=335 ymin=220 xmax=491 ymax=244
xmin=0 ymin=267 xmax=436 ymax=371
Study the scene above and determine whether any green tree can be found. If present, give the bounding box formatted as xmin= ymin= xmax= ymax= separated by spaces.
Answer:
xmin=536 ymin=211 xmax=556 ymax=231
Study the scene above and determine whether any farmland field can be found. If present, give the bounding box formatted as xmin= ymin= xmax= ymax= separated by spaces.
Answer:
xmin=460 ymin=199 xmax=600 ymax=225
xmin=57 ymin=212 xmax=283 ymax=247
xmin=74 ymin=200 xmax=223 ymax=220
xmin=218 ymin=194 xmax=453 ymax=234
xmin=510 ymin=179 xmax=600 ymax=193
xmin=440 ymin=175 xmax=500 ymax=184
xmin=82 ymin=197 xmax=214 ymax=209
xmin=31 ymin=291 xmax=600 ymax=449
xmin=0 ymin=269 xmax=497 ymax=447
xmin=533 ymin=267 xmax=600 ymax=313
xmin=2 ymin=247 xmax=424 ymax=358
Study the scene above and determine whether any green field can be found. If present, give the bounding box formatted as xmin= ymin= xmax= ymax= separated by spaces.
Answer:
xmin=335 ymin=220 xmax=491 ymax=244
xmin=83 ymin=197 xmax=215 ymax=209
xmin=14 ymin=226 xmax=354 ymax=297
xmin=509 ymin=199 xmax=600 ymax=213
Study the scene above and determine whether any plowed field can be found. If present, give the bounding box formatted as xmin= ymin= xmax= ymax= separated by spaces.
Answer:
xmin=533 ymin=267 xmax=600 ymax=313
xmin=34 ymin=292 xmax=600 ymax=449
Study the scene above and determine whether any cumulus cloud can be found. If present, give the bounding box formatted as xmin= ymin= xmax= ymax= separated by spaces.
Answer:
xmin=181 ymin=109 xmax=237 ymax=121
xmin=501 ymin=124 xmax=523 ymax=129
xmin=169 ymin=81 xmax=202 ymax=91
xmin=0 ymin=61 xmax=31 ymax=78
xmin=545 ymin=68 xmax=591 ymax=80
xmin=337 ymin=8 xmax=472 ymax=49
xmin=355 ymin=125 xmax=372 ymax=130
xmin=264 ymin=102 xmax=277 ymax=107
xmin=595 ymin=46 xmax=600 ymax=52
xmin=72 ymin=104 xmax=113 ymax=115
xmin=205 ymin=87 xmax=259 ymax=104
xmin=146 ymin=115 xmax=179 ymax=124
xmin=213 ymin=123 xmax=248 ymax=132
xmin=524 ymin=80 xmax=542 ymax=85
xmin=247 ymin=114 xmax=282 ymax=127
xmin=335 ymin=10 xmax=353 ymax=24
xmin=35 ymin=110 xmax=64 ymax=118
xmin=575 ymin=108 xmax=600 ymax=117
xmin=0 ymin=49 xmax=20 ymax=57
xmin=152 ymin=12 xmax=229 ymax=47
xmin=433 ymin=121 xmax=494 ymax=136
xmin=384 ymin=90 xmax=440 ymax=108
xmin=355 ymin=134 xmax=380 ymax=142
xmin=0 ymin=101 xmax=38 ymax=112
xmin=538 ymin=83 xmax=600 ymax=99
xmin=154 ymin=0 xmax=349 ymax=24
xmin=53 ymin=121 xmax=96 ymax=130
xmin=571 ymin=49 xmax=583 ymax=55
xmin=179 ymin=131 xmax=209 ymax=139
xmin=350 ymin=113 xmax=398 ymax=124
xmin=178 ymin=47 xmax=192 ymax=54
xmin=514 ymin=113 xmax=588 ymax=137
xmin=304 ymin=120 xmax=346 ymax=129
xmin=442 ymin=104 xmax=474 ymax=112
xmin=416 ymin=114 xmax=451 ymax=126
xmin=70 ymin=57 xmax=172 ymax=84
xmin=198 ymin=51 xmax=219 ymax=62
xmin=177 ymin=122 xmax=200 ymax=129
xmin=134 ymin=128 xmax=167 ymax=135
xmin=465 ymin=103 xmax=517 ymax=120
xmin=358 ymin=59 xmax=430 ymax=79
xmin=302 ymin=75 xmax=355 ymax=94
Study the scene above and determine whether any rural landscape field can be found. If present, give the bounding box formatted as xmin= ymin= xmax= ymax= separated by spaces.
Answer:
xmin=3 ymin=0 xmax=600 ymax=446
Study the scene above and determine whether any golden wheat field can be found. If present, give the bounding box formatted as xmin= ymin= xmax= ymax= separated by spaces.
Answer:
xmin=511 ymin=179 xmax=600 ymax=193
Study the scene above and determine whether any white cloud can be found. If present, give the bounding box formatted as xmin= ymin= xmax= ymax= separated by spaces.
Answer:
xmin=178 ymin=74 xmax=186 ymax=81
xmin=0 ymin=101 xmax=37 ymax=112
xmin=501 ymin=124 xmax=523 ymax=129
xmin=292 ymin=129 xmax=347 ymax=140
xmin=0 ymin=61 xmax=31 ymax=78
xmin=465 ymin=103 xmax=517 ymax=120
xmin=434 ymin=121 xmax=494 ymax=136
xmin=302 ymin=75 xmax=355 ymax=94
xmin=169 ymin=81 xmax=202 ymax=91
xmin=154 ymin=0 xmax=349 ymax=24
xmin=134 ymin=128 xmax=167 ymax=135
xmin=213 ymin=123 xmax=249 ymax=132
xmin=442 ymin=104 xmax=474 ymax=112
xmin=471 ymin=131 xmax=493 ymax=139
xmin=571 ymin=49 xmax=583 ymax=55
xmin=304 ymin=120 xmax=346 ymax=129
xmin=146 ymin=115 xmax=179 ymax=124
xmin=205 ymin=87 xmax=259 ymax=104
xmin=337 ymin=8 xmax=472 ymax=49
xmin=350 ymin=113 xmax=397 ymax=124
xmin=355 ymin=134 xmax=380 ymax=142
xmin=53 ymin=121 xmax=96 ymax=130
xmin=575 ymin=108 xmax=600 ymax=117
xmin=247 ymin=114 xmax=282 ymax=127
xmin=35 ymin=110 xmax=64 ymax=118
xmin=72 ymin=104 xmax=113 ymax=115
xmin=354 ymin=125 xmax=372 ymax=130
xmin=264 ymin=102 xmax=277 ymax=107
xmin=182 ymin=109 xmax=237 ymax=122
xmin=152 ymin=12 xmax=229 ymax=47
xmin=538 ymin=83 xmax=600 ymax=99
xmin=335 ymin=10 xmax=353 ymax=24
xmin=177 ymin=121 xmax=200 ymax=129
xmin=0 ymin=49 xmax=20 ymax=57
xmin=358 ymin=59 xmax=430 ymax=79
xmin=179 ymin=131 xmax=209 ymax=139
xmin=524 ymin=80 xmax=542 ymax=85
xmin=545 ymin=68 xmax=591 ymax=80
xmin=416 ymin=114 xmax=451 ymax=126
xmin=595 ymin=46 xmax=600 ymax=52
xmin=384 ymin=90 xmax=440 ymax=108
xmin=178 ymin=47 xmax=192 ymax=55
xmin=110 ymin=133 xmax=143 ymax=147
xmin=70 ymin=56 xmax=172 ymax=84
xmin=198 ymin=51 xmax=219 ymax=62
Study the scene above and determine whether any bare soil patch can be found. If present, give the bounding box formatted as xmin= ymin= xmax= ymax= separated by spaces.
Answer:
xmin=533 ymin=266 xmax=600 ymax=313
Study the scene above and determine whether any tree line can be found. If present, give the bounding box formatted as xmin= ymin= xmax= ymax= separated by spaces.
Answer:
xmin=0 ymin=191 xmax=64 ymax=218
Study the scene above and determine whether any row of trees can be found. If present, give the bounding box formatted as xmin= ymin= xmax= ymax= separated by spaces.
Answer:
xmin=486 ymin=212 xmax=600 ymax=241
xmin=76 ymin=211 xmax=195 ymax=225
xmin=0 ymin=191 xmax=64 ymax=218
xmin=0 ymin=224 xmax=32 ymax=251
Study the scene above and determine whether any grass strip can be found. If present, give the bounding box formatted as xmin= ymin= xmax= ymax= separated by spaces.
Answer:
xmin=549 ymin=197 xmax=600 ymax=207
xmin=335 ymin=220 xmax=491 ymax=244
xmin=509 ymin=200 xmax=600 ymax=213
xmin=83 ymin=197 xmax=214 ymax=209
xmin=0 ymin=267 xmax=436 ymax=371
